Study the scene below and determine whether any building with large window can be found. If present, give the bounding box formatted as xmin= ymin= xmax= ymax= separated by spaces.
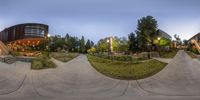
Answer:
xmin=0 ymin=23 xmax=49 ymax=51
xmin=157 ymin=29 xmax=172 ymax=40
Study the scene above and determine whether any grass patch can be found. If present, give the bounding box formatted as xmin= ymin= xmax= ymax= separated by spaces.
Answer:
xmin=51 ymin=52 xmax=79 ymax=62
xmin=31 ymin=55 xmax=57 ymax=70
xmin=87 ymin=55 xmax=167 ymax=80
xmin=159 ymin=50 xmax=178 ymax=58
xmin=186 ymin=51 xmax=198 ymax=58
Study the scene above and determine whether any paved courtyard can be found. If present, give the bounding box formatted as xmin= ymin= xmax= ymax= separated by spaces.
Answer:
xmin=0 ymin=50 xmax=199 ymax=100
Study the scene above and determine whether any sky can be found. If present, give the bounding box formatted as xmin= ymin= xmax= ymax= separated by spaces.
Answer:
xmin=0 ymin=0 xmax=200 ymax=43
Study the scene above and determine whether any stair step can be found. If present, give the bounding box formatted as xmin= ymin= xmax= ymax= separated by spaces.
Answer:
xmin=3 ymin=57 xmax=16 ymax=64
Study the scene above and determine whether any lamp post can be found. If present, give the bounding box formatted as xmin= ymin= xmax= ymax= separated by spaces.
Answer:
xmin=47 ymin=34 xmax=51 ymax=57
xmin=107 ymin=39 xmax=110 ymax=58
xmin=107 ymin=37 xmax=113 ymax=58
xmin=147 ymin=43 xmax=151 ymax=59
xmin=157 ymin=37 xmax=161 ymax=56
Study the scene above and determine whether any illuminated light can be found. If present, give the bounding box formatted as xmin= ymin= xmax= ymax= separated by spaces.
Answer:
xmin=158 ymin=37 xmax=161 ymax=40
xmin=107 ymin=39 xmax=109 ymax=43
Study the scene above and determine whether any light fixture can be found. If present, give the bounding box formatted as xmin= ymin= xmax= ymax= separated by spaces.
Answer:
xmin=107 ymin=39 xmax=109 ymax=43
xmin=157 ymin=37 xmax=161 ymax=40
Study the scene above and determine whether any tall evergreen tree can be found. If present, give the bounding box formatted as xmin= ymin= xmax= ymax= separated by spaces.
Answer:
xmin=128 ymin=32 xmax=139 ymax=52
xmin=79 ymin=36 xmax=86 ymax=53
xmin=85 ymin=39 xmax=92 ymax=52
xmin=90 ymin=41 xmax=94 ymax=47
xmin=136 ymin=15 xmax=158 ymax=51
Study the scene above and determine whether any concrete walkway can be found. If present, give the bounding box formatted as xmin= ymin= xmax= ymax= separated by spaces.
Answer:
xmin=138 ymin=50 xmax=200 ymax=96
xmin=0 ymin=50 xmax=199 ymax=100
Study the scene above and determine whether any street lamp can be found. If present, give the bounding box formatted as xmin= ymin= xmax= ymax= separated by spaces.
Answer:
xmin=107 ymin=39 xmax=110 ymax=58
xmin=147 ymin=43 xmax=151 ymax=59
xmin=157 ymin=37 xmax=161 ymax=56
xmin=47 ymin=34 xmax=51 ymax=57
xmin=47 ymin=34 xmax=51 ymax=38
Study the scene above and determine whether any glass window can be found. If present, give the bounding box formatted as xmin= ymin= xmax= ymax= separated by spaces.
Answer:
xmin=24 ymin=26 xmax=45 ymax=37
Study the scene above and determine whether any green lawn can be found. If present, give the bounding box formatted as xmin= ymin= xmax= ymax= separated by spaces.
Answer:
xmin=51 ymin=52 xmax=79 ymax=62
xmin=87 ymin=55 xmax=167 ymax=80
xmin=159 ymin=50 xmax=178 ymax=58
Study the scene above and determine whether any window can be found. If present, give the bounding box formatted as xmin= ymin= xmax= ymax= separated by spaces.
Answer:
xmin=24 ymin=26 xmax=45 ymax=37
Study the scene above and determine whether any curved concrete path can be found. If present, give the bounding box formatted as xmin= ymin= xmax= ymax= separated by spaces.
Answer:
xmin=138 ymin=50 xmax=200 ymax=96
xmin=0 ymin=50 xmax=199 ymax=100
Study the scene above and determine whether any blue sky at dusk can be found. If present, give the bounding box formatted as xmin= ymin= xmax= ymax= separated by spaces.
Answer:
xmin=0 ymin=0 xmax=200 ymax=42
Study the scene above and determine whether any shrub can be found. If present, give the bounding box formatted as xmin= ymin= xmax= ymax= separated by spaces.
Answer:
xmin=91 ymin=53 xmax=132 ymax=62
xmin=10 ymin=51 xmax=21 ymax=56
xmin=41 ymin=51 xmax=50 ymax=58
xmin=112 ymin=55 xmax=132 ymax=61
xmin=31 ymin=55 xmax=57 ymax=70
xmin=87 ymin=47 xmax=96 ymax=54
xmin=31 ymin=60 xmax=43 ymax=69
xmin=190 ymin=48 xmax=199 ymax=54
xmin=51 ymin=52 xmax=78 ymax=62
xmin=43 ymin=60 xmax=56 ymax=68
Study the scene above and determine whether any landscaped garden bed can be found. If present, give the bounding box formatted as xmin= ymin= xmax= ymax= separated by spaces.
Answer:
xmin=159 ymin=49 xmax=178 ymax=58
xmin=31 ymin=54 xmax=57 ymax=70
xmin=87 ymin=55 xmax=167 ymax=80
xmin=51 ymin=52 xmax=79 ymax=62
xmin=186 ymin=51 xmax=199 ymax=58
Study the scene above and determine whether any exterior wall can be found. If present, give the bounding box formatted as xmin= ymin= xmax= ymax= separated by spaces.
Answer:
xmin=188 ymin=33 xmax=200 ymax=51
xmin=189 ymin=33 xmax=200 ymax=43
xmin=157 ymin=29 xmax=172 ymax=40
xmin=0 ymin=23 xmax=48 ymax=43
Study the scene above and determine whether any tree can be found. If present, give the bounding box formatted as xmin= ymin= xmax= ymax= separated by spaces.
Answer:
xmin=174 ymin=34 xmax=181 ymax=47
xmin=87 ymin=47 xmax=96 ymax=54
xmin=97 ymin=38 xmax=108 ymax=52
xmin=85 ymin=39 xmax=92 ymax=52
xmin=112 ymin=37 xmax=129 ymax=52
xmin=96 ymin=36 xmax=129 ymax=53
xmin=128 ymin=32 xmax=139 ymax=53
xmin=136 ymin=15 xmax=158 ymax=51
xmin=159 ymin=38 xmax=171 ymax=46
xmin=90 ymin=41 xmax=94 ymax=47
xmin=79 ymin=36 xmax=86 ymax=53
xmin=64 ymin=33 xmax=79 ymax=52
xmin=183 ymin=39 xmax=188 ymax=46
xmin=49 ymin=35 xmax=66 ymax=51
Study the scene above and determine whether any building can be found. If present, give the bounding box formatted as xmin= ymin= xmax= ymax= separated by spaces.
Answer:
xmin=0 ymin=23 xmax=49 ymax=51
xmin=157 ymin=29 xmax=172 ymax=40
xmin=188 ymin=33 xmax=200 ymax=43
xmin=188 ymin=33 xmax=200 ymax=53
